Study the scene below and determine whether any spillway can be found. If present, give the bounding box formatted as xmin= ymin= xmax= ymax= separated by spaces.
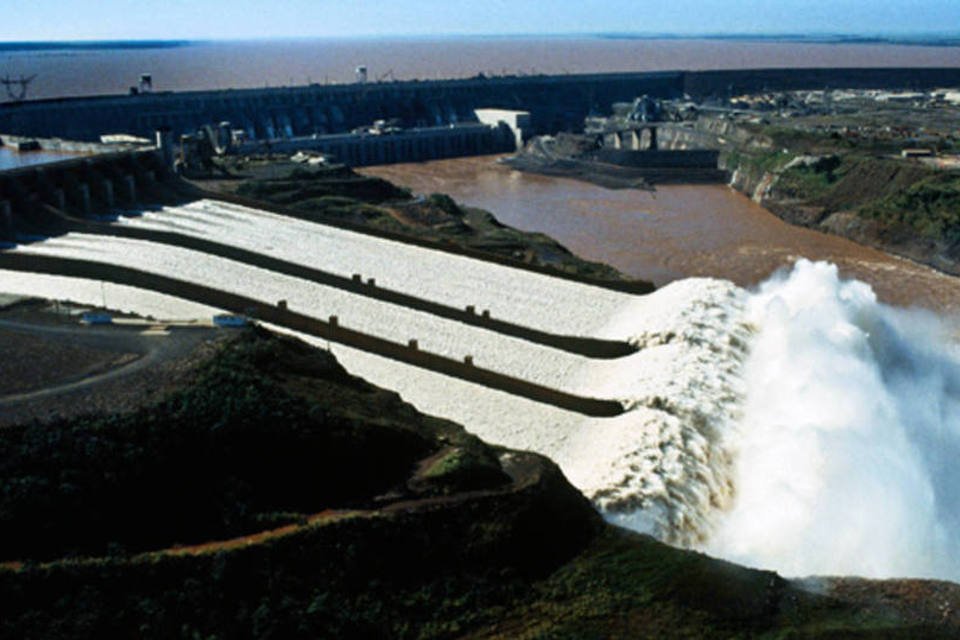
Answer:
xmin=4 ymin=200 xmax=960 ymax=583
xmin=114 ymin=199 xmax=635 ymax=337
xmin=0 ymin=206 xmax=749 ymax=545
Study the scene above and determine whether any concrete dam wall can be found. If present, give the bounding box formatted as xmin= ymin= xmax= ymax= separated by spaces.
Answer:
xmin=0 ymin=150 xmax=167 ymax=238
xmin=0 ymin=72 xmax=683 ymax=142
xmin=681 ymin=67 xmax=960 ymax=98
xmin=2 ymin=68 xmax=960 ymax=143
xmin=238 ymin=123 xmax=517 ymax=166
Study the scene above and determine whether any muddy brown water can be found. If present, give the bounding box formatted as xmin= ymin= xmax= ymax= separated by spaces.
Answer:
xmin=364 ymin=156 xmax=960 ymax=314
xmin=6 ymin=38 xmax=960 ymax=100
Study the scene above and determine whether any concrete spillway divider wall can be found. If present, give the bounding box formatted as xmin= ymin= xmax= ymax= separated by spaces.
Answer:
xmin=0 ymin=251 xmax=626 ymax=418
xmin=76 ymin=183 xmax=91 ymax=216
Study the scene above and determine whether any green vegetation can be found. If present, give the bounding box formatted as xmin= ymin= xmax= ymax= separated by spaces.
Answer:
xmin=757 ymin=125 xmax=855 ymax=155
xmin=235 ymin=164 xmax=410 ymax=204
xmin=725 ymin=114 xmax=960 ymax=272
xmin=775 ymin=155 xmax=844 ymax=200
xmin=725 ymin=149 xmax=792 ymax=177
xmin=861 ymin=174 xmax=960 ymax=243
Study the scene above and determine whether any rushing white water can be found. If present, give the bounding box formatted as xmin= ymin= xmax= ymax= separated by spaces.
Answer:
xmin=3 ymin=206 xmax=959 ymax=582
xmin=705 ymin=259 xmax=960 ymax=581
xmin=116 ymin=200 xmax=633 ymax=337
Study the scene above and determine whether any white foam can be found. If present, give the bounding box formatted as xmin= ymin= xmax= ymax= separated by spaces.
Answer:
xmin=117 ymin=199 xmax=635 ymax=337
xmin=705 ymin=260 xmax=960 ymax=581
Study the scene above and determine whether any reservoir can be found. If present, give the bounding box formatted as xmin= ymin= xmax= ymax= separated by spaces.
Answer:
xmin=365 ymin=155 xmax=960 ymax=313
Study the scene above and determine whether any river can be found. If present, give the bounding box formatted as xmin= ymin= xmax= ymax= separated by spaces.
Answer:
xmin=364 ymin=156 xmax=960 ymax=313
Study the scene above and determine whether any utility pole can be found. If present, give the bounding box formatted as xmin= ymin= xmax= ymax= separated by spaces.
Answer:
xmin=1 ymin=75 xmax=36 ymax=102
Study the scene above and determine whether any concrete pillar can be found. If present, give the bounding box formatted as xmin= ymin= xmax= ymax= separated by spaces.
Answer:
xmin=630 ymin=130 xmax=641 ymax=151
xmin=613 ymin=131 xmax=623 ymax=149
xmin=102 ymin=179 xmax=115 ymax=209
xmin=123 ymin=175 xmax=136 ymax=204
xmin=77 ymin=183 xmax=91 ymax=216
xmin=155 ymin=128 xmax=175 ymax=170
xmin=0 ymin=200 xmax=11 ymax=239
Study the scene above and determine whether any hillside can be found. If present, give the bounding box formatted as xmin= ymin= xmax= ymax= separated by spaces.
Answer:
xmin=1 ymin=325 xmax=958 ymax=638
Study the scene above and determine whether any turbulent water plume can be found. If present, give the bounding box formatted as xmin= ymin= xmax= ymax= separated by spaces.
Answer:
xmin=703 ymin=259 xmax=960 ymax=581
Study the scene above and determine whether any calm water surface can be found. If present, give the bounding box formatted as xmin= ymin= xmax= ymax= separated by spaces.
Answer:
xmin=365 ymin=156 xmax=960 ymax=313
xmin=2 ymin=38 xmax=959 ymax=100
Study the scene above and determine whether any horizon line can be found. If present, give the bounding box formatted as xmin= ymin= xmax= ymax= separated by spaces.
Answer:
xmin=2 ymin=31 xmax=960 ymax=46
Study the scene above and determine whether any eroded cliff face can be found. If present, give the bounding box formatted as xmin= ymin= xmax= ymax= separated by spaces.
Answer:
xmin=668 ymin=116 xmax=960 ymax=277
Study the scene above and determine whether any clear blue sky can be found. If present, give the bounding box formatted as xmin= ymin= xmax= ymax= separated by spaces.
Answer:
xmin=2 ymin=0 xmax=959 ymax=41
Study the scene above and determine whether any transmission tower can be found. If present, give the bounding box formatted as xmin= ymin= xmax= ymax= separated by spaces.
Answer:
xmin=1 ymin=75 xmax=36 ymax=102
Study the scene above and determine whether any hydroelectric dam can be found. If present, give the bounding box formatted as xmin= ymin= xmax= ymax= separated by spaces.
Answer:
xmin=4 ymin=67 xmax=960 ymax=142
xmin=5 ymin=66 xmax=960 ymax=579
xmin=4 ymin=65 xmax=960 ymax=415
